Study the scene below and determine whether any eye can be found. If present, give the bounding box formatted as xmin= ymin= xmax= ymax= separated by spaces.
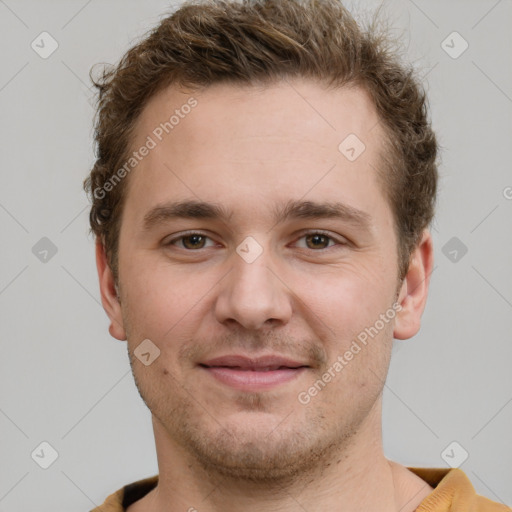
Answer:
xmin=164 ymin=232 xmax=216 ymax=250
xmin=163 ymin=230 xmax=348 ymax=252
xmin=293 ymin=231 xmax=347 ymax=250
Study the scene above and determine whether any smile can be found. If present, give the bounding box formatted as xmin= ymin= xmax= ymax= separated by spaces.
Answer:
xmin=199 ymin=365 xmax=308 ymax=391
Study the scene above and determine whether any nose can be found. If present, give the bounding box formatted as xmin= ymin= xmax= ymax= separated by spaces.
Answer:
xmin=214 ymin=246 xmax=293 ymax=331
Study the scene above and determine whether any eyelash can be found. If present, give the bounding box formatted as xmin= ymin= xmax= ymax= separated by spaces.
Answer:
xmin=164 ymin=230 xmax=348 ymax=251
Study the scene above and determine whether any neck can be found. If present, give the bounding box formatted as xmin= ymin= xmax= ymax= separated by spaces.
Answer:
xmin=128 ymin=400 xmax=432 ymax=512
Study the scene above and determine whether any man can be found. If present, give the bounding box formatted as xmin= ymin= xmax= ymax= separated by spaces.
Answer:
xmin=84 ymin=0 xmax=510 ymax=510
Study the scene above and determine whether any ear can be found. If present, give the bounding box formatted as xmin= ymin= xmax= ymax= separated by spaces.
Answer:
xmin=393 ymin=229 xmax=434 ymax=340
xmin=95 ymin=239 xmax=127 ymax=341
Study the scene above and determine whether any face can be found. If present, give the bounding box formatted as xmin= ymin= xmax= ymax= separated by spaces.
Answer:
xmin=97 ymin=79 xmax=432 ymax=482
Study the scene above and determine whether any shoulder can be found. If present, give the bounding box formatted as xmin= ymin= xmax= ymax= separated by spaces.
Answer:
xmin=90 ymin=475 xmax=159 ymax=512
xmin=407 ymin=466 xmax=511 ymax=511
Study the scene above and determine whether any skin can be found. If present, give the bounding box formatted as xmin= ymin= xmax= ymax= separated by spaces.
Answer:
xmin=97 ymin=79 xmax=435 ymax=511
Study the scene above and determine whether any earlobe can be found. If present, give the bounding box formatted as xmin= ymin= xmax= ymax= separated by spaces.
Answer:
xmin=95 ymin=240 xmax=127 ymax=341
xmin=393 ymin=230 xmax=434 ymax=340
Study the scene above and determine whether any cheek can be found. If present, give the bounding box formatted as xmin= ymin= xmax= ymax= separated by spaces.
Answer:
xmin=119 ymin=256 xmax=188 ymax=336
xmin=295 ymin=263 xmax=392 ymax=329
xmin=119 ymin=253 xmax=223 ymax=351
xmin=291 ymin=265 xmax=395 ymax=384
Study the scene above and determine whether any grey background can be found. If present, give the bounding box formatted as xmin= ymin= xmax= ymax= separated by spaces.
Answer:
xmin=0 ymin=0 xmax=511 ymax=510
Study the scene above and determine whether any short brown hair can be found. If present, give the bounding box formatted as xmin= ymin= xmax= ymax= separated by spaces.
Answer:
xmin=84 ymin=0 xmax=438 ymax=283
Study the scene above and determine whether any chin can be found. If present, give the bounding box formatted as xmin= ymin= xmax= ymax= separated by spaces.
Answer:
xmin=170 ymin=413 xmax=353 ymax=484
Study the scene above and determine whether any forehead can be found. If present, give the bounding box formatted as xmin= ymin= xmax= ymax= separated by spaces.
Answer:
xmin=136 ymin=78 xmax=382 ymax=154
xmin=123 ymin=79 xmax=391 ymax=229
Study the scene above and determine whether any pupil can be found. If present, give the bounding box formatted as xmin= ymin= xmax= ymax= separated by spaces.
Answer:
xmin=308 ymin=234 xmax=327 ymax=249
xmin=184 ymin=235 xmax=204 ymax=249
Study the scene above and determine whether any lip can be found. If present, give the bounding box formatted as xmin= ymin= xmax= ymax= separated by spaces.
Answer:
xmin=198 ymin=354 xmax=310 ymax=391
xmin=200 ymin=354 xmax=308 ymax=370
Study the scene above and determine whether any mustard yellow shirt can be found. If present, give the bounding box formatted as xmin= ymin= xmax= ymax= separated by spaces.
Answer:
xmin=90 ymin=467 xmax=511 ymax=511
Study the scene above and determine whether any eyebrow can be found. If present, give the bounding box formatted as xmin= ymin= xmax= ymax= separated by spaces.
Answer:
xmin=142 ymin=199 xmax=373 ymax=232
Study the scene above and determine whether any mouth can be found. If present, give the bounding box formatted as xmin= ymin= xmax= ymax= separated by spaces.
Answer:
xmin=198 ymin=354 xmax=310 ymax=391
